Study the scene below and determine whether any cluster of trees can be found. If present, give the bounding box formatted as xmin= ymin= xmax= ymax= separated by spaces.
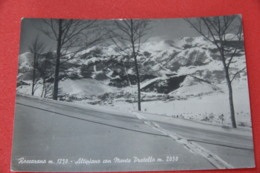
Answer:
xmin=28 ymin=19 xmax=150 ymax=110
xmin=29 ymin=19 xmax=103 ymax=99
xmin=27 ymin=15 xmax=244 ymax=128
xmin=28 ymin=36 xmax=53 ymax=97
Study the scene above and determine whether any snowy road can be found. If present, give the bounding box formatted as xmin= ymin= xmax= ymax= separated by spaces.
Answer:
xmin=135 ymin=112 xmax=255 ymax=168
xmin=12 ymin=95 xmax=254 ymax=172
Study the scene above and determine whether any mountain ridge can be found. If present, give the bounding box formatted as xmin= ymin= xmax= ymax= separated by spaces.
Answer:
xmin=17 ymin=34 xmax=247 ymax=101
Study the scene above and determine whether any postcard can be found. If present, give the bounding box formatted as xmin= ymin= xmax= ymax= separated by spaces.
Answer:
xmin=12 ymin=15 xmax=255 ymax=172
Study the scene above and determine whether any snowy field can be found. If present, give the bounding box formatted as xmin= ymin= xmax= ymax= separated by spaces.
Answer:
xmin=103 ymin=89 xmax=251 ymax=127
xmin=17 ymin=77 xmax=252 ymax=128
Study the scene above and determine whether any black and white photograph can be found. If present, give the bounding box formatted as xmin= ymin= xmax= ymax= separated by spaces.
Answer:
xmin=12 ymin=15 xmax=255 ymax=172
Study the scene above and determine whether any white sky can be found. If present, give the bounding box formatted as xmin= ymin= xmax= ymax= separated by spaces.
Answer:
xmin=19 ymin=18 xmax=201 ymax=54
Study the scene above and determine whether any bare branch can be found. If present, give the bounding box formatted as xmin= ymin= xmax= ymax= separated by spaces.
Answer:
xmin=185 ymin=18 xmax=215 ymax=44
xmin=230 ymin=67 xmax=246 ymax=83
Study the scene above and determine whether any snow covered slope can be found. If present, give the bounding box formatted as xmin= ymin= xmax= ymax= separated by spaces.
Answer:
xmin=169 ymin=75 xmax=222 ymax=97
xmin=16 ymin=34 xmax=251 ymax=127
xmin=59 ymin=78 xmax=116 ymax=97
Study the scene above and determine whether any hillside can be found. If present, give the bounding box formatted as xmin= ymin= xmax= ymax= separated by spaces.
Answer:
xmin=16 ymin=34 xmax=251 ymax=127
xmin=17 ymin=34 xmax=248 ymax=100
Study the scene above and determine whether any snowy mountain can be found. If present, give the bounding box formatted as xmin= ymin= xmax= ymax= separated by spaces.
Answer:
xmin=17 ymin=34 xmax=247 ymax=100
xmin=16 ymin=34 xmax=251 ymax=127
xmin=71 ymin=35 xmax=246 ymax=83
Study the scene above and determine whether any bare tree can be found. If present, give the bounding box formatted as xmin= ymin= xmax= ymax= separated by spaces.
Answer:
xmin=28 ymin=35 xmax=45 ymax=96
xmin=40 ymin=19 xmax=102 ymax=100
xmin=35 ymin=52 xmax=55 ymax=98
xmin=185 ymin=15 xmax=244 ymax=128
xmin=109 ymin=19 xmax=150 ymax=111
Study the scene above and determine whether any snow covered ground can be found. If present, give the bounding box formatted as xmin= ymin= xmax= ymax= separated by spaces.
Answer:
xmin=16 ymin=34 xmax=252 ymax=128
xmin=95 ymin=80 xmax=252 ymax=128
xmin=17 ymin=77 xmax=252 ymax=128
xmin=59 ymin=79 xmax=115 ymax=97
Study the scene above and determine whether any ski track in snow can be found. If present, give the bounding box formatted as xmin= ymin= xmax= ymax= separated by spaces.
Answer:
xmin=132 ymin=112 xmax=234 ymax=169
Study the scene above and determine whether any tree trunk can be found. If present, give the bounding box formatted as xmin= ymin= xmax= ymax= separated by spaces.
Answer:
xmin=133 ymin=55 xmax=141 ymax=111
xmin=31 ymin=52 xmax=37 ymax=96
xmin=130 ymin=19 xmax=141 ymax=111
xmin=221 ymin=53 xmax=237 ymax=128
xmin=53 ymin=19 xmax=62 ymax=100
xmin=226 ymin=72 xmax=237 ymax=128
xmin=41 ymin=77 xmax=46 ymax=98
